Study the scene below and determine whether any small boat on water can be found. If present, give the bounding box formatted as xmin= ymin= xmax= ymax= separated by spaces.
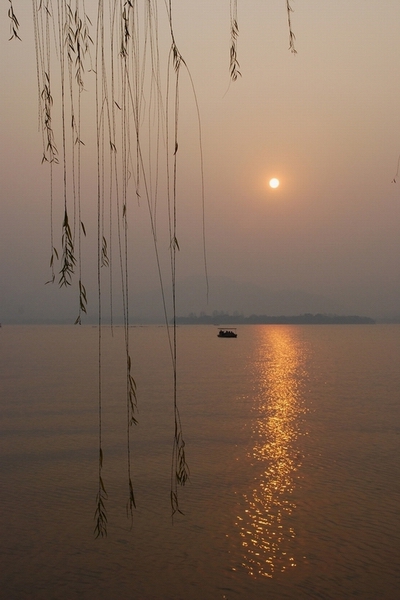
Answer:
xmin=217 ymin=329 xmax=237 ymax=338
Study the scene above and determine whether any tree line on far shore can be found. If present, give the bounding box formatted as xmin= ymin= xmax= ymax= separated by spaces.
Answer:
xmin=175 ymin=312 xmax=376 ymax=325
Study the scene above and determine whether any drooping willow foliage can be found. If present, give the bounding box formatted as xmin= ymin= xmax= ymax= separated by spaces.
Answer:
xmin=7 ymin=0 xmax=296 ymax=535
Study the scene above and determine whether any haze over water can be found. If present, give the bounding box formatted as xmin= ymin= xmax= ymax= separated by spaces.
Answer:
xmin=1 ymin=324 xmax=399 ymax=599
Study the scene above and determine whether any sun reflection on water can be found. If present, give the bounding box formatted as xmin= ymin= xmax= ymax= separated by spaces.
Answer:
xmin=236 ymin=327 xmax=308 ymax=578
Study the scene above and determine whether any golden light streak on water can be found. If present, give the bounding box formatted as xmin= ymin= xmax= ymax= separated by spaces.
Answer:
xmin=236 ymin=327 xmax=308 ymax=578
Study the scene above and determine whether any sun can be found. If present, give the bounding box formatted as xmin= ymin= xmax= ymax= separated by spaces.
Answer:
xmin=269 ymin=178 xmax=280 ymax=189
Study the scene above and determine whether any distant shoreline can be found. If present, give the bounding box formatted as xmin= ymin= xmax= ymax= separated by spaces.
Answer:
xmin=175 ymin=313 xmax=376 ymax=325
xmin=1 ymin=314 xmax=388 ymax=326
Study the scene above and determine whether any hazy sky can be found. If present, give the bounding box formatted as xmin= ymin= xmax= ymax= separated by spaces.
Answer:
xmin=1 ymin=1 xmax=400 ymax=322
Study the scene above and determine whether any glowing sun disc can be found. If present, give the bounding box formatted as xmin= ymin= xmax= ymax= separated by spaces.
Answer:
xmin=269 ymin=178 xmax=280 ymax=188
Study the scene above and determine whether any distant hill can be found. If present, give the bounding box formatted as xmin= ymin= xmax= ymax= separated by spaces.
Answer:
xmin=129 ymin=275 xmax=347 ymax=322
xmin=175 ymin=312 xmax=376 ymax=325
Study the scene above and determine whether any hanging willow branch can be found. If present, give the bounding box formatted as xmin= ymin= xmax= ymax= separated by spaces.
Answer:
xmin=41 ymin=72 xmax=59 ymax=165
xmin=286 ymin=0 xmax=297 ymax=54
xmin=166 ymin=1 xmax=191 ymax=518
xmin=59 ymin=209 xmax=76 ymax=286
xmin=74 ymin=279 xmax=88 ymax=324
xmin=65 ymin=3 xmax=93 ymax=90
xmin=8 ymin=0 xmax=21 ymax=41
xmin=229 ymin=0 xmax=241 ymax=81
xmin=94 ymin=448 xmax=107 ymax=538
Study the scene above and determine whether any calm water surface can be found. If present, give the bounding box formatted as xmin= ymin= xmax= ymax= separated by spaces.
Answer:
xmin=0 ymin=324 xmax=399 ymax=599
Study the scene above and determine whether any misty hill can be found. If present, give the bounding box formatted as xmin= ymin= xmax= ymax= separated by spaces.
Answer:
xmin=130 ymin=275 xmax=347 ymax=322
xmin=175 ymin=312 xmax=375 ymax=325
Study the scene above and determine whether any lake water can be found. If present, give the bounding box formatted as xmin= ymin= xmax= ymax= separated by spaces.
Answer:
xmin=0 ymin=324 xmax=399 ymax=599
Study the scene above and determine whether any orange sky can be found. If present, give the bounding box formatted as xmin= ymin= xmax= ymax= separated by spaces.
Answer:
xmin=1 ymin=1 xmax=400 ymax=322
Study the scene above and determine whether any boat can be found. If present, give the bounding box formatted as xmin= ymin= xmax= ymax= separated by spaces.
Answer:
xmin=217 ymin=329 xmax=237 ymax=338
